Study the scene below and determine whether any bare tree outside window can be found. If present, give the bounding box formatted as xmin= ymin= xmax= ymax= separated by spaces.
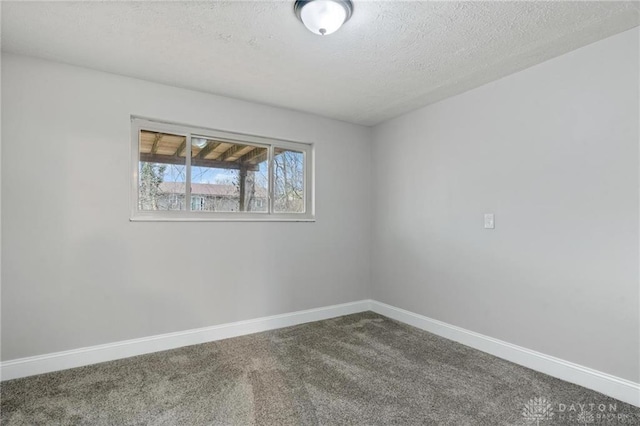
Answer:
xmin=273 ymin=148 xmax=305 ymax=213
xmin=138 ymin=162 xmax=165 ymax=210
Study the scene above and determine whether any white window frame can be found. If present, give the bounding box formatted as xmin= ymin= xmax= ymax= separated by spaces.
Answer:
xmin=130 ymin=117 xmax=315 ymax=222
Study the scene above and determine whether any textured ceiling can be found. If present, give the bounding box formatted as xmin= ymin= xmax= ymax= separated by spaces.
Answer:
xmin=2 ymin=1 xmax=639 ymax=126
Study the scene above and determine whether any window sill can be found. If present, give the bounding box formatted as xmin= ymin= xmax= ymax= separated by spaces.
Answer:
xmin=130 ymin=215 xmax=316 ymax=222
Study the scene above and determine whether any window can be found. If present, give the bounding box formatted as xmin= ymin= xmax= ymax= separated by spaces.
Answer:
xmin=191 ymin=196 xmax=206 ymax=211
xmin=131 ymin=118 xmax=314 ymax=221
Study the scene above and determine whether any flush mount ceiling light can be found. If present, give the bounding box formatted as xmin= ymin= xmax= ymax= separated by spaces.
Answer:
xmin=294 ymin=0 xmax=353 ymax=36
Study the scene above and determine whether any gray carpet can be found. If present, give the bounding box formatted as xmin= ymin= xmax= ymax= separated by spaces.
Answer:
xmin=1 ymin=312 xmax=638 ymax=425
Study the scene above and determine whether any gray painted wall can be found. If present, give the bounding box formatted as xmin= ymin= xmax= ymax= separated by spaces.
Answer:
xmin=2 ymin=27 xmax=638 ymax=385
xmin=371 ymin=28 xmax=639 ymax=382
xmin=1 ymin=54 xmax=372 ymax=361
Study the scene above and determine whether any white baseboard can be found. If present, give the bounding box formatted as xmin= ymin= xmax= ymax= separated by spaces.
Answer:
xmin=3 ymin=299 xmax=638 ymax=408
xmin=370 ymin=300 xmax=640 ymax=407
xmin=1 ymin=300 xmax=371 ymax=381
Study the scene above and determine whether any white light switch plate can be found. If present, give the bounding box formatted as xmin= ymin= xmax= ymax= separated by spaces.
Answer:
xmin=484 ymin=213 xmax=495 ymax=229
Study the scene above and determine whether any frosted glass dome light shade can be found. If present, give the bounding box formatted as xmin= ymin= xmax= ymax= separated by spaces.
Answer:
xmin=294 ymin=0 xmax=353 ymax=36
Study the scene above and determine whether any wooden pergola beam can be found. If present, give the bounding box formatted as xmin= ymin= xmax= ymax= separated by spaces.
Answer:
xmin=150 ymin=133 xmax=162 ymax=155
xmin=174 ymin=140 xmax=187 ymax=157
xmin=197 ymin=142 xmax=221 ymax=159
xmin=140 ymin=153 xmax=259 ymax=171
xmin=219 ymin=144 xmax=247 ymax=162
xmin=239 ymin=148 xmax=266 ymax=164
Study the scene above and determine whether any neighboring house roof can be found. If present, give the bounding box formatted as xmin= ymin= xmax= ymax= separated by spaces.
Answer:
xmin=159 ymin=182 xmax=267 ymax=198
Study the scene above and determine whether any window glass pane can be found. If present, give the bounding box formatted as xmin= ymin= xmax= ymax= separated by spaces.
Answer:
xmin=273 ymin=148 xmax=305 ymax=213
xmin=138 ymin=130 xmax=187 ymax=211
xmin=190 ymin=136 xmax=268 ymax=213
